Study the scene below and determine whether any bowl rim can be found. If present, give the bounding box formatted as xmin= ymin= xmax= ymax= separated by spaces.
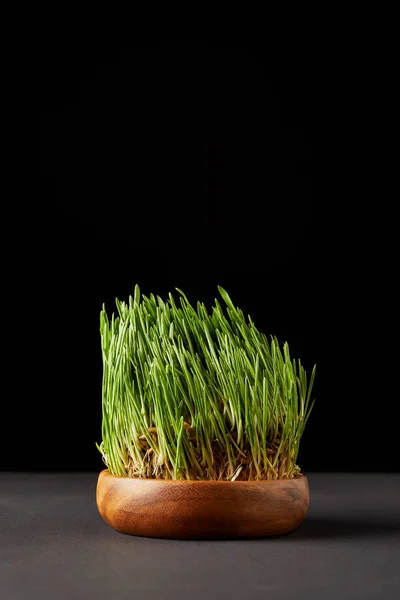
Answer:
xmin=98 ymin=468 xmax=307 ymax=485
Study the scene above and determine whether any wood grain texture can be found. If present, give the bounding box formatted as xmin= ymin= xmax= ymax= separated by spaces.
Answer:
xmin=96 ymin=469 xmax=309 ymax=539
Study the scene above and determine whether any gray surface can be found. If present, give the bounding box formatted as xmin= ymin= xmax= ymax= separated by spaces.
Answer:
xmin=0 ymin=473 xmax=399 ymax=600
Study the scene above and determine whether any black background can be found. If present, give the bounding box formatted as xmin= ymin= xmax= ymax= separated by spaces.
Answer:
xmin=24 ymin=38 xmax=395 ymax=473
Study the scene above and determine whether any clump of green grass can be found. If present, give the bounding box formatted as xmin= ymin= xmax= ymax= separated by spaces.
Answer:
xmin=98 ymin=286 xmax=316 ymax=480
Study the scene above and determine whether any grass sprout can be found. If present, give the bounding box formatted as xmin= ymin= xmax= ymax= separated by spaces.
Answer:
xmin=98 ymin=286 xmax=316 ymax=480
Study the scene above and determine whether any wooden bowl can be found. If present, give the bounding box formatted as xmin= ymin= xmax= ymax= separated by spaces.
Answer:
xmin=96 ymin=469 xmax=309 ymax=539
